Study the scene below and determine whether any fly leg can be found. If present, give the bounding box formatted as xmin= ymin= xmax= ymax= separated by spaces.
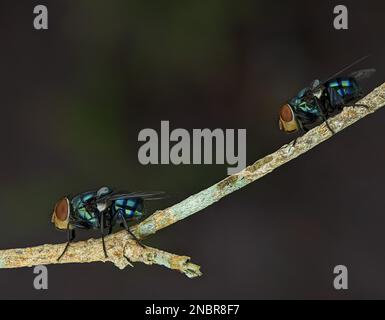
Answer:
xmin=292 ymin=137 xmax=300 ymax=147
xmin=291 ymin=126 xmax=308 ymax=147
xmin=119 ymin=211 xmax=145 ymax=249
xmin=57 ymin=228 xmax=76 ymax=261
xmin=100 ymin=212 xmax=108 ymax=258
xmin=292 ymin=135 xmax=300 ymax=147
xmin=123 ymin=255 xmax=134 ymax=266
xmin=323 ymin=116 xmax=335 ymax=134
xmin=108 ymin=209 xmax=117 ymax=235
xmin=314 ymin=98 xmax=335 ymax=135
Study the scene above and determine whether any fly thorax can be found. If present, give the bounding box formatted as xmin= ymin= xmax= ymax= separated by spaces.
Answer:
xmin=313 ymin=89 xmax=323 ymax=99
xmin=97 ymin=202 xmax=108 ymax=212
xmin=97 ymin=187 xmax=111 ymax=197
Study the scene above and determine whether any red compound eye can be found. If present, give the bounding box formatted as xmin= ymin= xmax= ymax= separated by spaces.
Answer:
xmin=280 ymin=104 xmax=293 ymax=122
xmin=54 ymin=198 xmax=69 ymax=221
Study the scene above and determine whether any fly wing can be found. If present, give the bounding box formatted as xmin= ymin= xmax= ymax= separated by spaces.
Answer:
xmin=310 ymin=79 xmax=321 ymax=90
xmin=349 ymin=69 xmax=376 ymax=81
xmin=100 ymin=191 xmax=166 ymax=202
xmin=310 ymin=56 xmax=372 ymax=95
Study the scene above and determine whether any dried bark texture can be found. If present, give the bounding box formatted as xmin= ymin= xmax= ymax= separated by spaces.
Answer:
xmin=132 ymin=83 xmax=385 ymax=239
xmin=0 ymin=82 xmax=384 ymax=278
xmin=0 ymin=232 xmax=202 ymax=278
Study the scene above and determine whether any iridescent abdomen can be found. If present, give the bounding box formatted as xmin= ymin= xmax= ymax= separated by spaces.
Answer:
xmin=326 ymin=77 xmax=361 ymax=105
xmin=112 ymin=198 xmax=144 ymax=221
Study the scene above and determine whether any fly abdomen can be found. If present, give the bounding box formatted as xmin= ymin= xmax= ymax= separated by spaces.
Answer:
xmin=113 ymin=198 xmax=144 ymax=221
xmin=325 ymin=77 xmax=362 ymax=109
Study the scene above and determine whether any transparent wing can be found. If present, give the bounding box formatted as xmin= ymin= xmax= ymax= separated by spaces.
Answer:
xmin=349 ymin=68 xmax=376 ymax=81
xmin=310 ymin=56 xmax=372 ymax=95
xmin=100 ymin=191 xmax=166 ymax=202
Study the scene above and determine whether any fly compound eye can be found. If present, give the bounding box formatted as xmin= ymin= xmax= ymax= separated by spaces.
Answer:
xmin=54 ymin=198 xmax=70 ymax=221
xmin=279 ymin=104 xmax=298 ymax=133
xmin=280 ymin=104 xmax=294 ymax=122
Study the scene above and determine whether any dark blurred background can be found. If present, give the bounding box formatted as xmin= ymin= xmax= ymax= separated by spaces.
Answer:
xmin=0 ymin=0 xmax=384 ymax=299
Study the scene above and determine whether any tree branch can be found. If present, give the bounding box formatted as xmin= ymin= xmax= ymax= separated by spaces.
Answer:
xmin=0 ymin=232 xmax=202 ymax=278
xmin=132 ymin=83 xmax=385 ymax=239
xmin=0 ymin=83 xmax=384 ymax=278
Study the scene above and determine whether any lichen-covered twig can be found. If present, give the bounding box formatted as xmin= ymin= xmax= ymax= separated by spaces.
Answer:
xmin=132 ymin=83 xmax=385 ymax=239
xmin=0 ymin=83 xmax=384 ymax=278
xmin=0 ymin=231 xmax=202 ymax=278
